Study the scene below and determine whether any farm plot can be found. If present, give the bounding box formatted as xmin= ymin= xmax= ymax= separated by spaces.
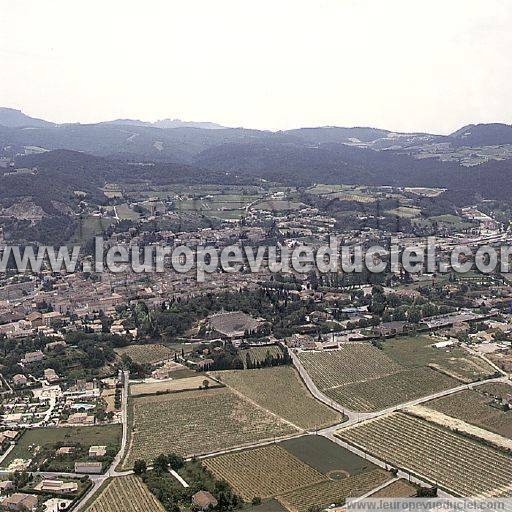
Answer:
xmin=281 ymin=435 xmax=377 ymax=476
xmin=85 ymin=475 xmax=164 ymax=512
xmin=124 ymin=388 xmax=296 ymax=468
xmin=115 ymin=344 xmax=175 ymax=365
xmin=115 ymin=203 xmax=140 ymax=221
xmin=130 ymin=376 xmax=217 ymax=397
xmin=254 ymin=199 xmax=305 ymax=212
xmin=203 ymin=444 xmax=326 ymax=501
xmin=369 ymin=479 xmax=417 ymax=497
xmin=324 ymin=367 xmax=459 ymax=412
xmin=298 ymin=344 xmax=403 ymax=389
xmin=336 ymin=412 xmax=512 ymax=497
xmin=424 ymin=387 xmax=512 ymax=439
xmin=215 ymin=367 xmax=342 ymax=429
xmin=277 ymin=469 xmax=391 ymax=512
xmin=382 ymin=336 xmax=496 ymax=382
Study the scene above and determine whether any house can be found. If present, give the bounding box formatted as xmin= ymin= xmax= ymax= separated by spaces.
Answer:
xmin=26 ymin=312 xmax=43 ymax=329
xmin=74 ymin=462 xmax=102 ymax=474
xmin=373 ymin=321 xmax=409 ymax=337
xmin=45 ymin=340 xmax=67 ymax=352
xmin=56 ymin=447 xmax=74 ymax=456
xmin=191 ymin=491 xmax=218 ymax=510
xmin=88 ymin=446 xmax=107 ymax=458
xmin=34 ymin=480 xmax=78 ymax=494
xmin=67 ymin=413 xmax=94 ymax=425
xmin=44 ymin=369 xmax=60 ymax=383
xmin=2 ymin=431 xmax=19 ymax=441
xmin=41 ymin=311 xmax=63 ymax=327
xmin=22 ymin=351 xmax=44 ymax=364
xmin=1 ymin=493 xmax=38 ymax=511
xmin=12 ymin=374 xmax=27 ymax=387
xmin=0 ymin=480 xmax=14 ymax=493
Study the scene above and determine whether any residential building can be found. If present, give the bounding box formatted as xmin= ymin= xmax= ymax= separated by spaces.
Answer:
xmin=191 ymin=491 xmax=218 ymax=510
xmin=1 ymin=493 xmax=38 ymax=511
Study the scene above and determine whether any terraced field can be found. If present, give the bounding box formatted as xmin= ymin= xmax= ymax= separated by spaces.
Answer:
xmin=86 ymin=475 xmax=164 ymax=512
xmin=203 ymin=445 xmax=326 ymax=501
xmin=115 ymin=344 xmax=175 ymax=364
xmin=124 ymin=388 xmax=296 ymax=468
xmin=216 ymin=367 xmax=342 ymax=429
xmin=336 ymin=413 xmax=512 ymax=497
xmin=298 ymin=344 xmax=403 ymax=388
xmin=277 ymin=469 xmax=391 ymax=512
xmin=324 ymin=368 xmax=459 ymax=412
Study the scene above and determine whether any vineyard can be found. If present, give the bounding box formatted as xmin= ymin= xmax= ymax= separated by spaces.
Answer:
xmin=324 ymin=368 xmax=459 ymax=412
xmin=425 ymin=388 xmax=512 ymax=439
xmin=297 ymin=342 xmax=464 ymax=412
xmin=369 ymin=479 xmax=417 ymax=498
xmin=203 ymin=444 xmax=326 ymax=501
xmin=114 ymin=344 xmax=175 ymax=364
xmin=336 ymin=413 xmax=512 ymax=497
xmin=298 ymin=344 xmax=403 ymax=389
xmin=277 ymin=469 xmax=391 ymax=512
xmin=86 ymin=475 xmax=165 ymax=512
xmin=215 ymin=367 xmax=342 ymax=429
xmin=123 ymin=388 xmax=296 ymax=468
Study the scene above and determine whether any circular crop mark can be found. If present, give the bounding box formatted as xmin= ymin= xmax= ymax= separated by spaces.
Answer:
xmin=326 ymin=469 xmax=350 ymax=480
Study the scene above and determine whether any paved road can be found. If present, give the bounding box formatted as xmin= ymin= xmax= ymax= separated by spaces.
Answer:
xmin=291 ymin=348 xmax=510 ymax=496
xmin=73 ymin=370 xmax=129 ymax=511
xmin=109 ymin=370 xmax=130 ymax=477
xmin=69 ymin=350 xmax=509 ymax=509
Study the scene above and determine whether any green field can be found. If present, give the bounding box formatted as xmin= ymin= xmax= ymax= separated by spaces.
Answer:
xmin=115 ymin=203 xmax=141 ymax=220
xmin=281 ymin=435 xmax=377 ymax=476
xmin=73 ymin=215 xmax=114 ymax=243
xmin=255 ymin=199 xmax=304 ymax=211
xmin=2 ymin=425 xmax=122 ymax=468
xmin=381 ymin=336 xmax=496 ymax=382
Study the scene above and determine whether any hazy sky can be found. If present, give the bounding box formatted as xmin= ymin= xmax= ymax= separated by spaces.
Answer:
xmin=1 ymin=0 xmax=511 ymax=133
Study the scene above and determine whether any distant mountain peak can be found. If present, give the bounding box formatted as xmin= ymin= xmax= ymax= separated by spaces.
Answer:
xmin=0 ymin=107 xmax=55 ymax=128
xmin=101 ymin=117 xmax=226 ymax=130
xmin=449 ymin=122 xmax=512 ymax=145
xmin=153 ymin=118 xmax=226 ymax=130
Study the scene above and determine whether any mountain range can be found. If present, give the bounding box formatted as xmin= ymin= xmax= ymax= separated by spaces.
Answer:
xmin=2 ymin=107 xmax=512 ymax=205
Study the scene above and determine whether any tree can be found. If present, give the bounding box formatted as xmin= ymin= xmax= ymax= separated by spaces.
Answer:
xmin=133 ymin=459 xmax=147 ymax=475
xmin=167 ymin=453 xmax=184 ymax=471
xmin=252 ymin=497 xmax=262 ymax=506
xmin=202 ymin=379 xmax=210 ymax=389
xmin=153 ymin=454 xmax=169 ymax=473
